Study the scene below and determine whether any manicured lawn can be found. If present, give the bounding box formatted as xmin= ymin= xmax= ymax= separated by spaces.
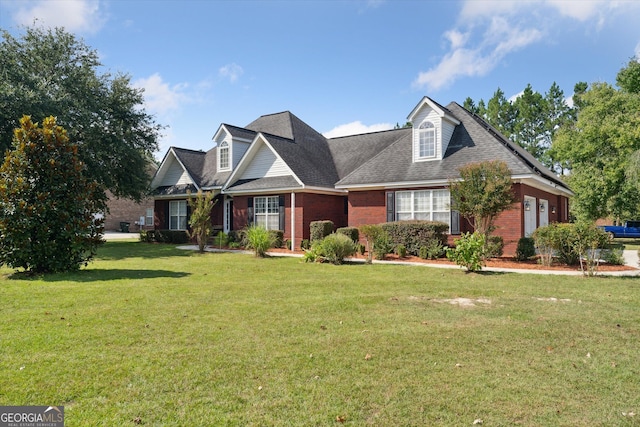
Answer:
xmin=1 ymin=242 xmax=639 ymax=426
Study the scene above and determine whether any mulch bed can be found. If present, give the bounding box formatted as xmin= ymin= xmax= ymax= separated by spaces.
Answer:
xmin=266 ymin=248 xmax=637 ymax=272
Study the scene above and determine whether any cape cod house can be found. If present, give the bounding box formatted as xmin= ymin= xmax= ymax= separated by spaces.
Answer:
xmin=149 ymin=97 xmax=572 ymax=255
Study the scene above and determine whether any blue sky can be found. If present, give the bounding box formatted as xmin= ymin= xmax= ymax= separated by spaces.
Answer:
xmin=1 ymin=0 xmax=639 ymax=158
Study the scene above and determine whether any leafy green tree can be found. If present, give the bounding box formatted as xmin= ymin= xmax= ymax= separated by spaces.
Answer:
xmin=550 ymin=81 xmax=640 ymax=221
xmin=187 ymin=190 xmax=217 ymax=253
xmin=616 ymin=58 xmax=640 ymax=93
xmin=449 ymin=160 xmax=516 ymax=237
xmin=0 ymin=116 xmax=106 ymax=273
xmin=0 ymin=26 xmax=161 ymax=201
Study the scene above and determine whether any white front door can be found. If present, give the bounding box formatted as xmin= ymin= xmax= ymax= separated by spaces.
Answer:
xmin=524 ymin=196 xmax=537 ymax=237
xmin=539 ymin=199 xmax=549 ymax=228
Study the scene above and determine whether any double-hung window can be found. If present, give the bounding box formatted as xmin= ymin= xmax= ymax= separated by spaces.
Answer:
xmin=169 ymin=200 xmax=187 ymax=230
xmin=418 ymin=121 xmax=436 ymax=159
xmin=395 ymin=189 xmax=451 ymax=227
xmin=254 ymin=196 xmax=279 ymax=230
xmin=145 ymin=208 xmax=153 ymax=227
xmin=218 ymin=141 xmax=230 ymax=170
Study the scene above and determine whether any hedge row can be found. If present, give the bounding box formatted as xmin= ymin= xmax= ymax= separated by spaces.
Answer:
xmin=380 ymin=220 xmax=449 ymax=256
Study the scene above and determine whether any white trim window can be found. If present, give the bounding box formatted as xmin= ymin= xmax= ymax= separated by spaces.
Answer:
xmin=145 ymin=208 xmax=153 ymax=227
xmin=218 ymin=141 xmax=230 ymax=171
xmin=254 ymin=196 xmax=279 ymax=230
xmin=418 ymin=121 xmax=436 ymax=159
xmin=169 ymin=200 xmax=187 ymax=230
xmin=395 ymin=189 xmax=450 ymax=225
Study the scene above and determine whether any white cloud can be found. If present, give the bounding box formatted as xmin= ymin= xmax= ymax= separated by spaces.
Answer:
xmin=11 ymin=0 xmax=106 ymax=34
xmin=133 ymin=73 xmax=189 ymax=116
xmin=219 ymin=63 xmax=244 ymax=83
xmin=323 ymin=121 xmax=393 ymax=139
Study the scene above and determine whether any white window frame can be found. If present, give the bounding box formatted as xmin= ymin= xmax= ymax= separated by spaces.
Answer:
xmin=395 ymin=190 xmax=451 ymax=229
xmin=169 ymin=200 xmax=187 ymax=230
xmin=418 ymin=121 xmax=436 ymax=159
xmin=254 ymin=196 xmax=279 ymax=230
xmin=145 ymin=208 xmax=153 ymax=227
xmin=218 ymin=140 xmax=230 ymax=171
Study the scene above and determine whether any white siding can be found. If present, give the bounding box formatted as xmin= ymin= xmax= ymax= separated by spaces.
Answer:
xmin=441 ymin=119 xmax=456 ymax=155
xmin=241 ymin=144 xmax=289 ymax=179
xmin=412 ymin=107 xmax=443 ymax=161
xmin=159 ymin=157 xmax=192 ymax=186
xmin=232 ymin=140 xmax=250 ymax=168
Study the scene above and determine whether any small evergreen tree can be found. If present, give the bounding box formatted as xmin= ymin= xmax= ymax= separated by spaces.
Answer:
xmin=187 ymin=190 xmax=217 ymax=253
xmin=0 ymin=116 xmax=106 ymax=273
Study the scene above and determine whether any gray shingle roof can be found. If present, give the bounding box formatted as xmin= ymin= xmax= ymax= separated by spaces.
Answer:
xmin=240 ymin=111 xmax=339 ymax=188
xmin=225 ymin=176 xmax=301 ymax=192
xmin=335 ymin=102 xmax=569 ymax=190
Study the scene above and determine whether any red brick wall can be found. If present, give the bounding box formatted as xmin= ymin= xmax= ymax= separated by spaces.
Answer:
xmin=231 ymin=193 xmax=347 ymax=249
xmin=105 ymin=191 xmax=154 ymax=232
xmin=347 ymin=184 xmax=570 ymax=256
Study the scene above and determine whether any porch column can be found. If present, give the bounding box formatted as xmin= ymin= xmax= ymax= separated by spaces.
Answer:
xmin=290 ymin=192 xmax=296 ymax=251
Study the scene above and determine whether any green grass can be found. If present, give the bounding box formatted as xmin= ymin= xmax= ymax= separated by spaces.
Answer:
xmin=1 ymin=242 xmax=639 ymax=426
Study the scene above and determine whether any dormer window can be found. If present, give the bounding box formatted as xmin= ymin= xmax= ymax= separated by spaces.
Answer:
xmin=219 ymin=141 xmax=230 ymax=170
xmin=418 ymin=121 xmax=436 ymax=159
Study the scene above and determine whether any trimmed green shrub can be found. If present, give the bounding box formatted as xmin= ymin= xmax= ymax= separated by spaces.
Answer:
xmin=396 ymin=244 xmax=407 ymax=258
xmin=244 ymin=225 xmax=275 ymax=257
xmin=310 ymin=220 xmax=334 ymax=242
xmin=285 ymin=239 xmax=292 ymax=250
xmin=269 ymin=230 xmax=284 ymax=248
xmin=316 ymin=233 xmax=357 ymax=265
xmin=139 ymin=230 xmax=154 ymax=243
xmin=359 ymin=224 xmax=387 ymax=264
xmin=446 ymin=232 xmax=486 ymax=272
xmin=514 ymin=237 xmax=535 ymax=261
xmin=145 ymin=230 xmax=189 ymax=244
xmin=373 ymin=231 xmax=393 ymax=260
xmin=300 ymin=239 xmax=311 ymax=250
xmin=380 ymin=220 xmax=448 ymax=256
xmin=214 ymin=231 xmax=229 ymax=249
xmin=485 ymin=235 xmax=504 ymax=258
xmin=419 ymin=239 xmax=445 ymax=260
xmin=336 ymin=227 xmax=359 ymax=243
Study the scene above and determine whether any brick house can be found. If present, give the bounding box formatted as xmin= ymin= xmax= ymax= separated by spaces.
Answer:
xmin=150 ymin=97 xmax=572 ymax=255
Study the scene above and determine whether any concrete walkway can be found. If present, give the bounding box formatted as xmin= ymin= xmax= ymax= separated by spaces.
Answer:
xmin=175 ymin=245 xmax=640 ymax=277
xmin=104 ymin=231 xmax=139 ymax=240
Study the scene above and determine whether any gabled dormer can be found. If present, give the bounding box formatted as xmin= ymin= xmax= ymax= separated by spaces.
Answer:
xmin=212 ymin=124 xmax=253 ymax=172
xmin=407 ymin=96 xmax=461 ymax=162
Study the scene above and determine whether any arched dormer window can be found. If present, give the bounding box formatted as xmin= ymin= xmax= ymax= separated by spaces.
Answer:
xmin=418 ymin=121 xmax=436 ymax=159
xmin=219 ymin=141 xmax=230 ymax=170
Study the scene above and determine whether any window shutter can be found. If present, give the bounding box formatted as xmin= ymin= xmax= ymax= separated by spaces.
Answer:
xmin=247 ymin=197 xmax=254 ymax=226
xmin=386 ymin=191 xmax=395 ymax=222
xmin=279 ymin=195 xmax=285 ymax=231
xmin=451 ymin=210 xmax=460 ymax=235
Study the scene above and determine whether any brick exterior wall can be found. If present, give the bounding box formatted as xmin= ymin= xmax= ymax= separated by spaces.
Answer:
xmin=347 ymin=184 xmax=570 ymax=256
xmin=105 ymin=191 xmax=154 ymax=232
xmin=231 ymin=193 xmax=347 ymax=249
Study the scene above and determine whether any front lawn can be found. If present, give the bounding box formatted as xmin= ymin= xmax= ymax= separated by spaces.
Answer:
xmin=1 ymin=242 xmax=638 ymax=425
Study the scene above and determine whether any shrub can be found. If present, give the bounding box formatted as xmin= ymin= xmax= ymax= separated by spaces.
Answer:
xmin=269 ymin=230 xmax=284 ymax=248
xmin=380 ymin=220 xmax=448 ymax=256
xmin=227 ymin=230 xmax=240 ymax=243
xmin=244 ymin=225 xmax=275 ymax=257
xmin=373 ymin=232 xmax=393 ymax=260
xmin=300 ymin=239 xmax=311 ymax=250
xmin=285 ymin=239 xmax=292 ymax=250
xmin=572 ymin=221 xmax=610 ymax=276
xmin=396 ymin=244 xmax=407 ymax=258
xmin=147 ymin=230 xmax=189 ymax=244
xmin=187 ymin=190 xmax=217 ymax=253
xmin=314 ymin=233 xmax=357 ymax=265
xmin=357 ymin=243 xmax=366 ymax=255
xmin=310 ymin=220 xmax=334 ymax=242
xmin=214 ymin=231 xmax=229 ymax=249
xmin=139 ymin=230 xmax=154 ymax=243
xmin=419 ymin=239 xmax=445 ymax=260
xmin=485 ymin=235 xmax=504 ymax=258
xmin=359 ymin=224 xmax=387 ymax=264
xmin=446 ymin=232 xmax=486 ymax=272
xmin=532 ymin=225 xmax=555 ymax=266
xmin=514 ymin=237 xmax=535 ymax=261
xmin=336 ymin=227 xmax=359 ymax=243
xmin=601 ymin=246 xmax=625 ymax=266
